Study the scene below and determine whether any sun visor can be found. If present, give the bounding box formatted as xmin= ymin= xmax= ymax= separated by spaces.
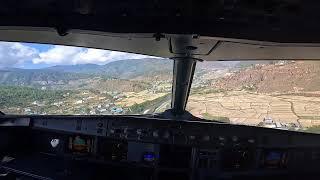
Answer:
xmin=0 ymin=27 xmax=320 ymax=61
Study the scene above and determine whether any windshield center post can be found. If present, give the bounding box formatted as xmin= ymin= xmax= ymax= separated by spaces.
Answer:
xmin=170 ymin=35 xmax=199 ymax=117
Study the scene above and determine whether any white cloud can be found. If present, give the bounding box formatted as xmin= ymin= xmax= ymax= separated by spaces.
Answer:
xmin=32 ymin=46 xmax=80 ymax=64
xmin=32 ymin=45 xmax=158 ymax=65
xmin=0 ymin=42 xmax=38 ymax=68
xmin=0 ymin=42 xmax=160 ymax=68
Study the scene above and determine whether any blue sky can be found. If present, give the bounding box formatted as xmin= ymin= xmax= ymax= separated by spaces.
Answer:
xmin=0 ymin=41 xmax=155 ymax=69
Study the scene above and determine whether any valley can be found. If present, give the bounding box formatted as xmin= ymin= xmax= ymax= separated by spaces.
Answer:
xmin=1 ymin=58 xmax=320 ymax=132
xmin=0 ymin=58 xmax=173 ymax=115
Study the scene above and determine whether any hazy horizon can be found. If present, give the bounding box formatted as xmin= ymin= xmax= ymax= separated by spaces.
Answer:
xmin=0 ymin=57 xmax=166 ymax=70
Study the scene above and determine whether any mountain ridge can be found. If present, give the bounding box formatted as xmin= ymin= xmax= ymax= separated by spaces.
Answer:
xmin=0 ymin=58 xmax=173 ymax=89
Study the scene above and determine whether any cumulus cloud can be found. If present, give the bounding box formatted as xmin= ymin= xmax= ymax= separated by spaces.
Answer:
xmin=0 ymin=42 xmax=38 ymax=68
xmin=0 ymin=42 xmax=159 ymax=68
xmin=32 ymin=45 xmax=157 ymax=65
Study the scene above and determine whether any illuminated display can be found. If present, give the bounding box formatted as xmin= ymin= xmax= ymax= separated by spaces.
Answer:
xmin=68 ymin=135 xmax=92 ymax=154
xmin=261 ymin=150 xmax=288 ymax=169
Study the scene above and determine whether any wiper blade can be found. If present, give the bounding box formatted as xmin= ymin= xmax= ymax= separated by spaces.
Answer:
xmin=155 ymin=109 xmax=227 ymax=123
xmin=126 ymin=112 xmax=228 ymax=124
xmin=197 ymin=118 xmax=228 ymax=124
xmin=0 ymin=111 xmax=5 ymax=115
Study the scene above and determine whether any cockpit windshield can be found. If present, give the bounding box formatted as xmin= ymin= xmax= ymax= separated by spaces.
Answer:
xmin=187 ymin=60 xmax=320 ymax=133
xmin=0 ymin=42 xmax=172 ymax=115
xmin=2 ymin=41 xmax=320 ymax=134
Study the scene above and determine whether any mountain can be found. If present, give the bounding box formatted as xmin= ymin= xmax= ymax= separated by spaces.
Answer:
xmin=101 ymin=58 xmax=173 ymax=79
xmin=46 ymin=63 xmax=102 ymax=74
xmin=196 ymin=61 xmax=240 ymax=70
xmin=0 ymin=58 xmax=245 ymax=90
xmin=0 ymin=68 xmax=91 ymax=87
xmin=236 ymin=60 xmax=275 ymax=68
xmin=213 ymin=61 xmax=320 ymax=93
xmin=46 ymin=58 xmax=173 ymax=79
xmin=0 ymin=58 xmax=173 ymax=91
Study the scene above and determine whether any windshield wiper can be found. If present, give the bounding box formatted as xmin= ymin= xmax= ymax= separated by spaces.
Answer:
xmin=155 ymin=109 xmax=227 ymax=123
xmin=0 ymin=111 xmax=5 ymax=115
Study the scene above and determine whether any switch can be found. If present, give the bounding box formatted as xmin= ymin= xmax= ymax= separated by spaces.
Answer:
xmin=202 ymin=135 xmax=210 ymax=141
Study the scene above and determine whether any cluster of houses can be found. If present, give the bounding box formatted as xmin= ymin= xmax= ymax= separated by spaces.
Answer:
xmin=260 ymin=117 xmax=300 ymax=131
xmin=22 ymin=91 xmax=127 ymax=115
xmin=149 ymin=81 xmax=171 ymax=93
xmin=87 ymin=103 xmax=124 ymax=115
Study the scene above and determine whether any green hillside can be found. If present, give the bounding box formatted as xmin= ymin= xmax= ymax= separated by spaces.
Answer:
xmin=0 ymin=86 xmax=66 ymax=107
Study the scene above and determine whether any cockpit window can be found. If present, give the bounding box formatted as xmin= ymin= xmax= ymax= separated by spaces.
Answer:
xmin=0 ymin=42 xmax=172 ymax=115
xmin=187 ymin=61 xmax=320 ymax=134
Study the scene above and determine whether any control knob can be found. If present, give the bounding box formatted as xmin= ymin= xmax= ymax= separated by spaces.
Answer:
xmin=109 ymin=129 xmax=115 ymax=134
xmin=163 ymin=131 xmax=170 ymax=139
xmin=152 ymin=130 xmax=159 ymax=138
xmin=202 ymin=135 xmax=210 ymax=141
xmin=189 ymin=135 xmax=196 ymax=140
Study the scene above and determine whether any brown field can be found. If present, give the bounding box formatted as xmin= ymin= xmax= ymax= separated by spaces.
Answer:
xmin=187 ymin=90 xmax=320 ymax=127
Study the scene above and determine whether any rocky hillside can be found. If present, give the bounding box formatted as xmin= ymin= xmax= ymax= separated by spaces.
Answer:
xmin=213 ymin=61 xmax=320 ymax=93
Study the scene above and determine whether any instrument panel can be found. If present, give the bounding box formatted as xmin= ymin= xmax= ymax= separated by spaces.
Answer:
xmin=28 ymin=115 xmax=320 ymax=149
xmin=1 ymin=115 xmax=320 ymax=180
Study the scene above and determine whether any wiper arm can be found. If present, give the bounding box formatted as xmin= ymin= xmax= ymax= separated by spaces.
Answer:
xmin=155 ymin=109 xmax=226 ymax=123
xmin=0 ymin=111 xmax=5 ymax=115
xmin=197 ymin=118 xmax=228 ymax=124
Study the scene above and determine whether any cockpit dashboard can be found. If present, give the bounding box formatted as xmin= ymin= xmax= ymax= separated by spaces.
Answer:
xmin=0 ymin=115 xmax=319 ymax=180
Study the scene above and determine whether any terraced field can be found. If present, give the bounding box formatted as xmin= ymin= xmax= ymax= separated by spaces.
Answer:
xmin=187 ymin=90 xmax=320 ymax=127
